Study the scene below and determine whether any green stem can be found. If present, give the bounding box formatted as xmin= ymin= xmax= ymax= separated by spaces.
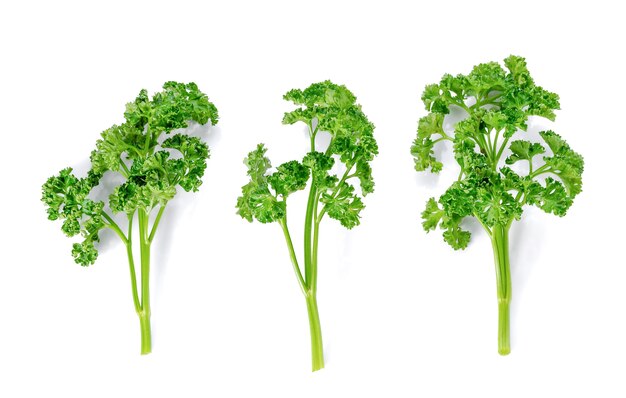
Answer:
xmin=102 ymin=212 xmax=127 ymax=245
xmin=279 ymin=217 xmax=306 ymax=295
xmin=491 ymin=223 xmax=511 ymax=355
xmin=492 ymin=129 xmax=501 ymax=164
xmin=318 ymin=162 xmax=354 ymax=221
xmin=311 ymin=218 xmax=320 ymax=295
xmin=137 ymin=208 xmax=152 ymax=355
xmin=432 ymin=136 xmax=452 ymax=144
xmin=309 ymin=122 xmax=317 ymax=151
xmin=529 ymin=164 xmax=552 ymax=178
xmin=125 ymin=214 xmax=140 ymax=314
xmin=305 ymin=293 xmax=324 ymax=371
xmin=495 ymin=136 xmax=511 ymax=164
xmin=139 ymin=311 xmax=152 ymax=355
xmin=119 ymin=158 xmax=130 ymax=177
xmin=148 ymin=205 xmax=166 ymax=243
xmin=304 ymin=122 xmax=318 ymax=286
xmin=473 ymin=92 xmax=503 ymax=108
xmin=303 ymin=183 xmax=317 ymax=286
xmin=303 ymin=121 xmax=325 ymax=371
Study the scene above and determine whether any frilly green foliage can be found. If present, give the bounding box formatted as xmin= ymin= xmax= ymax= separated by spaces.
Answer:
xmin=412 ymin=56 xmax=584 ymax=249
xmin=237 ymin=81 xmax=378 ymax=229
xmin=42 ymin=82 xmax=218 ymax=265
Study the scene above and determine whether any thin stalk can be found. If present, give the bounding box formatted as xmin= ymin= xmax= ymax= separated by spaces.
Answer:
xmin=137 ymin=208 xmax=152 ymax=355
xmin=301 ymin=178 xmax=324 ymax=371
xmin=148 ymin=205 xmax=166 ymax=243
xmin=475 ymin=133 xmax=490 ymax=160
xmin=311 ymin=206 xmax=320 ymax=295
xmin=485 ymin=131 xmax=494 ymax=161
xmin=102 ymin=212 xmax=128 ymax=245
xmin=492 ymin=129 xmax=501 ymax=163
xmin=309 ymin=122 xmax=317 ymax=151
xmin=279 ymin=217 xmax=307 ymax=295
xmin=457 ymin=168 xmax=464 ymax=182
xmin=432 ymin=136 xmax=452 ymax=144
xmin=304 ymin=122 xmax=317 ymax=286
xmin=317 ymin=162 xmax=355 ymax=221
xmin=305 ymin=293 xmax=324 ymax=371
xmin=303 ymin=183 xmax=317 ymax=286
xmin=118 ymin=158 xmax=130 ymax=177
xmin=529 ymin=164 xmax=552 ymax=178
xmin=495 ymin=136 xmax=511 ymax=163
xmin=491 ymin=223 xmax=512 ymax=355
xmin=474 ymin=92 xmax=503 ymax=108
xmin=125 ymin=214 xmax=140 ymax=314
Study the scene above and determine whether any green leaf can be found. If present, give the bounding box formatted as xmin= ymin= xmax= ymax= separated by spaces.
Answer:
xmin=539 ymin=130 xmax=584 ymax=196
xmin=355 ymin=159 xmax=374 ymax=195
xmin=42 ymin=168 xmax=106 ymax=265
xmin=162 ymin=134 xmax=210 ymax=192
xmin=268 ymin=160 xmax=310 ymax=197
xmin=245 ymin=184 xmax=286 ymax=223
xmin=482 ymin=110 xmax=508 ymax=132
xmin=474 ymin=186 xmax=522 ymax=227
xmin=303 ymin=151 xmax=338 ymax=190
xmin=109 ymin=181 xmax=142 ymax=213
xmin=503 ymin=55 xmax=533 ymax=87
xmin=244 ymin=143 xmax=272 ymax=184
xmin=321 ymin=182 xmax=365 ymax=229
xmin=505 ymin=140 xmax=545 ymax=165
xmin=411 ymin=113 xmax=445 ymax=172
xmin=132 ymin=82 xmax=219 ymax=134
xmin=534 ymin=177 xmax=573 ymax=216
xmin=421 ymin=198 xmax=444 ymax=231
xmin=72 ymin=240 xmax=99 ymax=266
xmin=466 ymin=62 xmax=506 ymax=96
xmin=441 ymin=217 xmax=471 ymax=250
xmin=439 ymin=181 xmax=476 ymax=220
xmin=421 ymin=84 xmax=449 ymax=114
xmin=236 ymin=144 xmax=285 ymax=224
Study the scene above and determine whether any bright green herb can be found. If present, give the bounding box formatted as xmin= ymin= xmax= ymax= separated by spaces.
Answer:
xmin=412 ymin=56 xmax=584 ymax=355
xmin=236 ymin=81 xmax=378 ymax=371
xmin=42 ymin=82 xmax=218 ymax=354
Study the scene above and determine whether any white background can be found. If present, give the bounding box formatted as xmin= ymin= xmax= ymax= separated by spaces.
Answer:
xmin=1 ymin=1 xmax=624 ymax=397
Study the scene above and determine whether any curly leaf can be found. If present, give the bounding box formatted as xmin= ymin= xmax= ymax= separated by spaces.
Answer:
xmin=321 ymin=182 xmax=364 ymax=229
xmin=268 ymin=160 xmax=310 ymax=197
xmin=505 ymin=140 xmax=545 ymax=165
xmin=421 ymin=198 xmax=444 ymax=232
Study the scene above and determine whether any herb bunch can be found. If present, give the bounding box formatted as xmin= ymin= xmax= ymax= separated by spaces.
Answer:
xmin=42 ymin=82 xmax=218 ymax=354
xmin=412 ymin=56 xmax=584 ymax=354
xmin=236 ymin=81 xmax=378 ymax=371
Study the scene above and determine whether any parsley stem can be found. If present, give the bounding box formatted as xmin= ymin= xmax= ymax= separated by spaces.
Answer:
xmin=102 ymin=212 xmax=127 ymax=245
xmin=305 ymin=294 xmax=324 ymax=372
xmin=148 ymin=205 xmax=166 ymax=244
xmin=491 ymin=223 xmax=511 ymax=355
xmin=529 ymin=164 xmax=551 ymax=178
xmin=125 ymin=214 xmax=140 ymax=314
xmin=495 ymin=136 xmax=511 ymax=163
xmin=304 ymin=183 xmax=317 ymax=287
xmin=137 ymin=208 xmax=152 ymax=355
xmin=118 ymin=158 xmax=130 ymax=177
xmin=317 ymin=162 xmax=355 ymax=221
xmin=279 ymin=217 xmax=306 ymax=295
xmin=310 ymin=197 xmax=320 ymax=295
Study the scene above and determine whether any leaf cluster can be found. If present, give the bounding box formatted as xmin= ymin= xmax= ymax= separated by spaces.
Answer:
xmin=237 ymin=81 xmax=378 ymax=229
xmin=42 ymin=82 xmax=218 ymax=265
xmin=413 ymin=56 xmax=584 ymax=249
